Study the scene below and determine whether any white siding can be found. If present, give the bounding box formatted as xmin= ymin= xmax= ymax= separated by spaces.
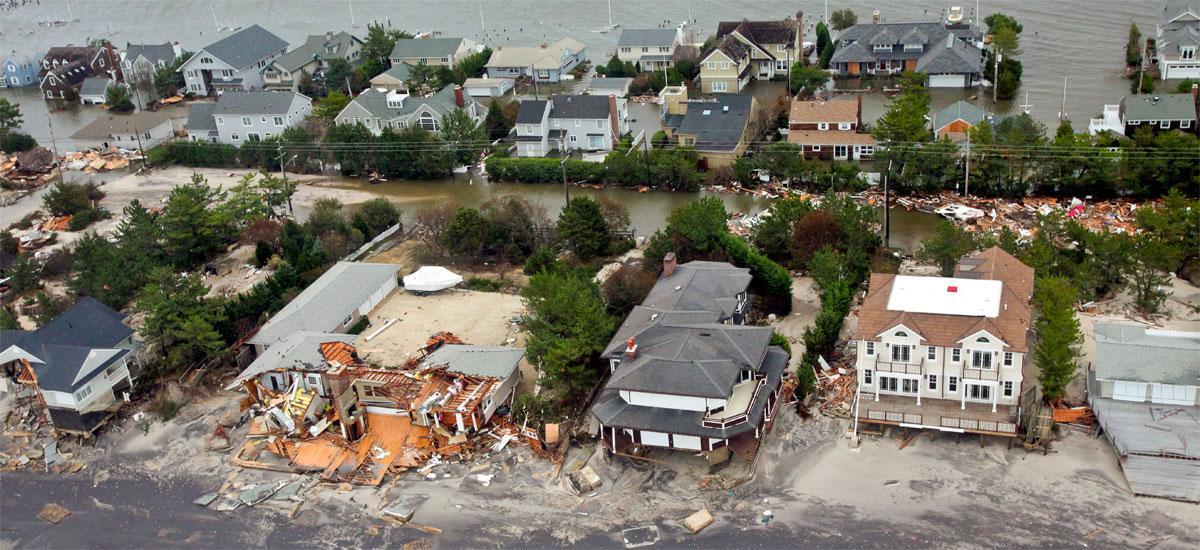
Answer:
xmin=42 ymin=390 xmax=76 ymax=408
xmin=1150 ymin=383 xmax=1196 ymax=406
xmin=1114 ymin=381 xmax=1147 ymax=402
xmin=621 ymin=390 xmax=724 ymax=412
xmin=640 ymin=430 xmax=670 ymax=447
xmin=673 ymin=434 xmax=702 ymax=450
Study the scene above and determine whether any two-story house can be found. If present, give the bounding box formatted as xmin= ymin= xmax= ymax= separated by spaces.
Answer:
xmin=122 ymin=42 xmax=181 ymax=86
xmin=511 ymin=94 xmax=627 ymax=156
xmin=70 ymin=110 xmax=176 ymax=151
xmin=853 ymin=247 xmax=1034 ymax=438
xmin=263 ymin=31 xmax=364 ymax=92
xmin=699 ymin=12 xmax=802 ymax=93
xmin=514 ymin=99 xmax=553 ymax=157
xmin=1 ymin=52 xmax=41 ymax=88
xmin=591 ymin=256 xmax=787 ymax=456
xmin=615 ymin=27 xmax=683 ymax=71
xmin=179 ymin=25 xmax=289 ymax=96
xmin=211 ymin=91 xmax=312 ymax=145
xmin=1089 ymin=88 xmax=1199 ymax=137
xmin=0 ymin=298 xmax=140 ymax=438
xmin=1156 ymin=0 xmax=1200 ymax=80
xmin=186 ymin=103 xmax=219 ymax=142
xmin=38 ymin=45 xmax=120 ymax=100
xmin=665 ymin=92 xmax=756 ymax=168
xmin=787 ymin=95 xmax=877 ymax=161
xmin=389 ymin=37 xmax=476 ymax=67
xmin=932 ymin=99 xmax=1007 ymax=142
xmin=829 ymin=20 xmax=983 ymax=88
xmin=333 ymin=85 xmax=481 ymax=136
xmin=485 ymin=38 xmax=586 ymax=83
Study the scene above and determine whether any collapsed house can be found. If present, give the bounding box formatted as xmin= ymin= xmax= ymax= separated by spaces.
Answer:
xmin=227 ymin=335 xmax=524 ymax=485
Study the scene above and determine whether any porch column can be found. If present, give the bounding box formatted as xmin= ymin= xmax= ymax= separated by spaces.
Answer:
xmin=610 ymin=426 xmax=616 ymax=453
xmin=992 ymin=385 xmax=998 ymax=413
xmin=961 ymin=384 xmax=967 ymax=410
xmin=875 ymin=378 xmax=880 ymax=402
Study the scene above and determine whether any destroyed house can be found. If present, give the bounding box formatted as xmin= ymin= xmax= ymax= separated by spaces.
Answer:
xmin=0 ymin=298 xmax=139 ymax=437
xmin=591 ymin=258 xmax=788 ymax=454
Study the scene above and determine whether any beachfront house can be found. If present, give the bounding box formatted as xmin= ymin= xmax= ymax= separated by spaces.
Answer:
xmin=263 ymin=31 xmax=365 ymax=92
xmin=514 ymin=100 xmax=553 ymax=157
xmin=485 ymin=38 xmax=586 ymax=83
xmin=389 ymin=37 xmax=476 ymax=67
xmin=70 ymin=111 xmax=175 ymax=151
xmin=122 ymin=42 xmax=181 ymax=85
xmin=1156 ymin=0 xmax=1200 ymax=80
xmin=211 ymin=91 xmax=312 ymax=145
xmin=38 ymin=45 xmax=120 ymax=100
xmin=186 ymin=103 xmax=219 ymax=142
xmin=179 ymin=25 xmax=289 ymax=96
xmin=664 ymin=92 xmax=755 ymax=168
xmin=512 ymin=94 xmax=627 ymax=157
xmin=1088 ymin=324 xmax=1199 ymax=502
xmin=616 ymin=27 xmax=684 ymax=70
xmin=787 ymin=95 xmax=877 ymax=161
xmin=697 ymin=37 xmax=752 ymax=94
xmin=699 ymin=12 xmax=803 ymax=93
xmin=591 ymin=257 xmax=786 ymax=456
xmin=852 ymin=247 xmax=1034 ymax=437
xmin=829 ymin=17 xmax=984 ymax=88
xmin=1089 ymin=88 xmax=1199 ymax=137
xmin=333 ymin=85 xmax=481 ymax=136
xmin=0 ymin=298 xmax=140 ymax=438
xmin=2 ymin=52 xmax=41 ymax=88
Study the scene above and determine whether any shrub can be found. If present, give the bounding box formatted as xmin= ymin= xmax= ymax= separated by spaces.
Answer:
xmin=254 ymin=241 xmax=273 ymax=267
xmin=346 ymin=316 xmax=370 ymax=335
xmin=769 ymin=331 xmax=792 ymax=355
xmin=464 ymin=277 xmax=503 ymax=292
xmin=0 ymin=132 xmax=37 ymax=153
xmin=524 ymin=246 xmax=559 ymax=275
xmin=67 ymin=208 xmax=110 ymax=231
xmin=719 ymin=232 xmax=793 ymax=314
xmin=601 ymin=263 xmax=657 ymax=316
xmin=486 ymin=157 xmax=605 ymax=183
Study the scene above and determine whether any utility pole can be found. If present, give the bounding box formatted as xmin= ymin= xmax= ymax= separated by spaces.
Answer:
xmin=132 ymin=122 xmax=148 ymax=172
xmin=277 ymin=144 xmax=296 ymax=216
xmin=558 ymin=136 xmax=569 ymax=204
xmin=46 ymin=114 xmax=64 ymax=185
xmin=964 ymin=132 xmax=970 ymax=197
xmin=992 ymin=51 xmax=1000 ymax=103
xmin=532 ymin=65 xmax=539 ymax=100
xmin=882 ymin=156 xmax=892 ymax=248
xmin=1138 ymin=39 xmax=1146 ymax=94
xmin=1060 ymin=76 xmax=1067 ymax=123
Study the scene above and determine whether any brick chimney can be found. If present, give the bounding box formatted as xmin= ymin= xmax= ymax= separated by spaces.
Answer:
xmin=1192 ymin=83 xmax=1198 ymax=104
xmin=454 ymin=85 xmax=465 ymax=108
xmin=624 ymin=337 xmax=638 ymax=359
xmin=608 ymin=94 xmax=619 ymax=143
xmin=662 ymin=252 xmax=677 ymax=277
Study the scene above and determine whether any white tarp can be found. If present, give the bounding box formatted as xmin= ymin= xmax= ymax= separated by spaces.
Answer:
xmin=403 ymin=266 xmax=463 ymax=292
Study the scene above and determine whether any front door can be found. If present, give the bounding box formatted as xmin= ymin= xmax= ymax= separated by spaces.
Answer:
xmin=759 ymin=60 xmax=771 ymax=77
xmin=967 ymin=384 xmax=992 ymax=401
xmin=834 ymin=145 xmax=849 ymax=159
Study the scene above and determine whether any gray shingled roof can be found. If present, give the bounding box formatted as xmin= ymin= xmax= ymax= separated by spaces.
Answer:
xmin=516 ymin=100 xmax=549 ymax=124
xmin=248 ymin=262 xmax=399 ymax=346
xmin=201 ymin=24 xmax=288 ymax=69
xmin=1120 ymin=93 xmax=1199 ymax=121
xmin=1094 ymin=324 xmax=1200 ymax=386
xmin=71 ymin=111 xmax=173 ymax=140
xmin=376 ymin=62 xmax=412 ymax=82
xmin=186 ymin=103 xmax=218 ymax=133
xmin=549 ymin=94 xmax=611 ymax=119
xmin=79 ymin=77 xmax=115 ymax=97
xmin=933 ymin=100 xmax=987 ymax=131
xmin=832 ymin=22 xmax=961 ymax=64
xmin=421 ymin=344 xmax=524 ymax=379
xmin=617 ymin=28 xmax=678 ymax=48
xmin=213 ymin=90 xmax=305 ymax=115
xmin=916 ymin=33 xmax=983 ymax=74
xmin=1158 ymin=24 xmax=1200 ymax=56
xmin=641 ymin=261 xmax=751 ymax=321
xmin=343 ymin=85 xmax=469 ymax=120
xmin=390 ymin=38 xmax=465 ymax=60
xmin=1 ymin=297 xmax=134 ymax=393
xmin=125 ymin=43 xmax=177 ymax=66
xmin=271 ymin=47 xmax=322 ymax=73
xmin=676 ymin=95 xmax=753 ymax=152
xmin=1160 ymin=0 xmax=1200 ymax=28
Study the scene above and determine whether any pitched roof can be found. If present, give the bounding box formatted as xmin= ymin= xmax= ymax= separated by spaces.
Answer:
xmin=71 ymin=111 xmax=173 ymax=140
xmin=79 ymin=76 xmax=116 ymax=97
xmin=1 ymin=297 xmax=134 ymax=393
xmin=515 ymin=99 xmax=549 ymax=124
xmin=640 ymin=261 xmax=751 ymax=321
xmin=247 ymin=262 xmax=400 ymax=346
xmin=789 ymin=97 xmax=860 ymax=124
xmin=933 ymin=100 xmax=988 ymax=131
xmin=341 ymin=85 xmax=471 ymax=120
xmin=586 ymin=77 xmax=633 ymax=93
xmin=1093 ymin=324 xmax=1200 ymax=386
xmin=390 ymin=37 xmax=467 ymax=60
xmin=1120 ymin=93 xmax=1199 ymax=121
xmin=228 ymin=331 xmax=358 ymax=387
xmin=273 ymin=31 xmax=362 ymax=72
xmin=125 ymin=42 xmax=177 ymax=66
xmin=831 ymin=22 xmax=967 ymax=64
xmin=787 ymin=130 xmax=877 ymax=145
xmin=372 ymin=62 xmax=412 ymax=83
xmin=421 ymin=344 xmax=524 ymax=379
xmin=270 ymin=46 xmax=323 ymax=73
xmin=549 ymin=94 xmax=612 ymax=119
xmin=186 ymin=103 xmax=218 ymax=133
xmin=1160 ymin=0 xmax=1200 ymax=28
xmin=915 ymin=33 xmax=984 ymax=74
xmin=716 ymin=18 xmax=799 ymax=46
xmin=1158 ymin=23 xmax=1200 ymax=56
xmin=675 ymin=94 xmax=753 ymax=152
xmin=704 ymin=35 xmax=751 ymax=63
xmin=42 ymin=46 xmax=97 ymax=67
xmin=856 ymin=247 xmax=1033 ymax=352
xmin=213 ymin=90 xmax=306 ymax=115
xmin=487 ymin=38 xmax=585 ymax=70
xmin=199 ymin=25 xmax=288 ymax=69
xmin=617 ymin=28 xmax=679 ymax=48
xmin=604 ymin=321 xmax=773 ymax=395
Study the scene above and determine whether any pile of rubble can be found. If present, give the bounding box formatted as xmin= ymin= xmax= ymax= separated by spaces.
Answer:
xmin=815 ymin=357 xmax=858 ymax=420
xmin=60 ymin=147 xmax=142 ymax=173
xmin=1 ymin=386 xmax=88 ymax=474
xmin=1 ymin=147 xmax=57 ymax=185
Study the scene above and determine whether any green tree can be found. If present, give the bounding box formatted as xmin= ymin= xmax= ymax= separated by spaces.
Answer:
xmin=314 ymin=90 xmax=351 ymax=120
xmin=1125 ymin=234 xmax=1177 ymax=314
xmin=1033 ymin=276 xmax=1082 ymax=402
xmin=136 ymin=268 xmax=226 ymax=369
xmin=377 ymin=125 xmax=455 ymax=179
xmin=105 ymin=84 xmax=134 ymax=112
xmin=789 ymin=64 xmax=829 ymax=96
xmin=445 ymin=207 xmax=490 ymax=257
xmin=324 ymin=58 xmax=366 ymax=95
xmin=815 ymin=22 xmax=831 ymax=56
xmin=440 ymin=108 xmax=487 ymax=166
xmin=1125 ymin=23 xmax=1142 ymax=67
xmin=0 ymin=306 xmax=17 ymax=330
xmin=352 ymin=197 xmax=401 ymax=240
xmin=1136 ymin=190 xmax=1200 ymax=275
xmin=405 ymin=61 xmax=447 ymax=95
xmin=6 ymin=254 xmax=41 ymax=294
xmin=42 ymin=181 xmax=93 ymax=216
xmin=985 ymin=14 xmax=1023 ymax=101
xmin=153 ymin=52 xmax=191 ymax=97
xmin=1176 ymin=78 xmax=1198 ymax=93
xmin=307 ymin=197 xmax=350 ymax=237
xmin=521 ymin=268 xmax=616 ymax=397
xmin=452 ymin=47 xmax=493 ymax=84
xmin=0 ymin=97 xmax=22 ymax=133
xmin=556 ymin=197 xmax=611 ymax=260
xmin=323 ymin=121 xmax=375 ymax=174
xmin=485 ymin=99 xmax=512 ymax=141
xmin=524 ymin=246 xmax=560 ymax=275
xmin=1 ymin=132 xmax=37 ymax=152
xmin=602 ymin=55 xmax=625 ymax=77
xmin=919 ymin=220 xmax=982 ymax=276
xmin=819 ymin=41 xmax=836 ymax=69
xmin=161 ymin=174 xmax=231 ymax=268
xmin=830 ymin=9 xmax=858 ymax=30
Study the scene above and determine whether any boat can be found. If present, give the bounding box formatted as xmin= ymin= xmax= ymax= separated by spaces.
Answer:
xmin=403 ymin=266 xmax=464 ymax=293
xmin=453 ymin=165 xmax=470 ymax=174
xmin=946 ymin=6 xmax=964 ymax=24
xmin=935 ymin=204 xmax=986 ymax=222
xmin=591 ymin=0 xmax=620 ymax=33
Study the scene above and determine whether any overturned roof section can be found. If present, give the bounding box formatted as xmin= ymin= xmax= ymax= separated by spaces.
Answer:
xmin=1094 ymin=324 xmax=1200 ymax=386
xmin=248 ymin=262 xmax=399 ymax=347
xmin=421 ymin=344 xmax=524 ymax=379
xmin=227 ymin=332 xmax=358 ymax=388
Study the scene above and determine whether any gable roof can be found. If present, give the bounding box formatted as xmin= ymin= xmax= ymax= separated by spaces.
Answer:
xmin=41 ymin=46 xmax=97 ymax=69
xmin=831 ymin=22 xmax=965 ymax=64
xmin=199 ymin=25 xmax=288 ymax=69
xmin=487 ymin=38 xmax=585 ymax=70
xmin=1093 ymin=324 xmax=1200 ymax=386
xmin=213 ymin=90 xmax=307 ymax=115
xmin=640 ymin=261 xmax=751 ymax=320
xmin=273 ymin=31 xmax=362 ymax=72
xmin=703 ymin=35 xmax=751 ymax=64
xmin=72 ymin=111 xmax=173 ymax=140
xmin=373 ymin=62 xmax=412 ymax=83
xmin=933 ymin=100 xmax=988 ymax=131
xmin=1120 ymin=93 xmax=1199 ymax=121
xmin=79 ymin=76 xmax=117 ymax=97
xmin=789 ymin=96 xmax=860 ymax=124
xmin=1158 ymin=23 xmax=1200 ymax=56
xmin=340 ymin=85 xmax=471 ymax=121
xmin=516 ymin=99 xmax=550 ymax=124
xmin=716 ymin=18 xmax=799 ymax=46
xmin=915 ymin=33 xmax=984 ymax=74
xmin=227 ymin=331 xmax=358 ymax=388
xmin=676 ymin=94 xmax=753 ymax=152
xmin=617 ymin=28 xmax=679 ymax=48
xmin=549 ymin=94 xmax=612 ymax=119
xmin=390 ymin=37 xmax=467 ymax=60
xmin=247 ymin=262 xmax=400 ymax=346
xmin=125 ymin=42 xmax=177 ymax=66
xmin=186 ymin=103 xmax=218 ymax=133
xmin=1160 ymin=0 xmax=1200 ymax=28
xmin=421 ymin=344 xmax=524 ymax=379
xmin=604 ymin=321 xmax=773 ymax=398
xmin=1 ymin=297 xmax=134 ymax=393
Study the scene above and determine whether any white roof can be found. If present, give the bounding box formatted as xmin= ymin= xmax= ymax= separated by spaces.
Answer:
xmin=403 ymin=266 xmax=463 ymax=292
xmin=886 ymin=275 xmax=1002 ymax=318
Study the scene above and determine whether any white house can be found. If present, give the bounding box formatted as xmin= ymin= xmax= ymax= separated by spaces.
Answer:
xmin=334 ymin=85 xmax=480 ymax=136
xmin=615 ymin=27 xmax=684 ymax=70
xmin=1156 ymin=0 xmax=1200 ymax=80
xmin=512 ymin=94 xmax=627 ymax=157
xmin=211 ymin=90 xmax=312 ymax=146
xmin=70 ymin=110 xmax=176 ymax=151
xmin=179 ymin=25 xmax=289 ymax=96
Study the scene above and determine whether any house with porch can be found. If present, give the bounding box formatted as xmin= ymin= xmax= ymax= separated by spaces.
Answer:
xmin=1087 ymin=323 xmax=1199 ymax=502
xmin=211 ymin=90 xmax=312 ymax=146
xmin=615 ymin=27 xmax=684 ymax=71
xmin=786 ymin=95 xmax=877 ymax=161
xmin=512 ymin=94 xmax=627 ymax=156
xmin=389 ymin=37 xmax=476 ymax=67
xmin=333 ymin=84 xmax=481 ymax=136
xmin=853 ymin=247 xmax=1034 ymax=437
xmin=485 ymin=38 xmax=586 ymax=83
xmin=829 ymin=20 xmax=983 ymax=88
xmin=122 ymin=42 xmax=181 ymax=85
xmin=1088 ymin=88 xmax=1199 ymax=137
xmin=2 ymin=52 xmax=41 ymax=88
xmin=263 ymin=31 xmax=365 ymax=92
xmin=591 ymin=256 xmax=787 ymax=456
xmin=0 ymin=298 xmax=140 ymax=438
xmin=179 ymin=25 xmax=289 ymax=96
xmin=698 ymin=12 xmax=803 ymax=92
xmin=666 ymin=93 xmax=755 ymax=168
xmin=1155 ymin=0 xmax=1200 ymax=80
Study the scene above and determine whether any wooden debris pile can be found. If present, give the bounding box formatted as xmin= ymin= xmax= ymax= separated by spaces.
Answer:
xmin=816 ymin=360 xmax=858 ymax=419
xmin=60 ymin=147 xmax=140 ymax=173
xmin=1052 ymin=402 xmax=1096 ymax=429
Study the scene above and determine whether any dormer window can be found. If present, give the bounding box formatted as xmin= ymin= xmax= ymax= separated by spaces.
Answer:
xmin=873 ymin=44 xmax=891 ymax=52
xmin=975 ymin=336 xmax=990 ymax=343
xmin=895 ymin=330 xmax=908 ymax=337
xmin=903 ymin=43 xmax=923 ymax=52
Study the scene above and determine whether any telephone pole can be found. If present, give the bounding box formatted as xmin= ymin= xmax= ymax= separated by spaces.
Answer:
xmin=46 ymin=115 xmax=64 ymax=185
xmin=964 ymin=131 xmax=970 ymax=197
xmin=882 ymin=156 xmax=892 ymax=248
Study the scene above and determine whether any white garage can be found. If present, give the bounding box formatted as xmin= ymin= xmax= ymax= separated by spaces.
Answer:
xmin=927 ymin=73 xmax=968 ymax=88
xmin=1113 ymin=381 xmax=1147 ymax=402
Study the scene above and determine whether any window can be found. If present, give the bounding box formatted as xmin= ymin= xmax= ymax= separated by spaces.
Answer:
xmin=811 ymin=145 xmax=821 ymax=151
xmin=711 ymin=81 xmax=727 ymax=92
xmin=901 ymin=378 xmax=919 ymax=394
xmin=971 ymin=350 xmax=993 ymax=370
xmin=1003 ymin=381 xmax=1014 ymax=397
xmin=817 ymin=122 xmax=829 ymax=130
xmin=241 ymin=116 xmax=251 ymax=126
xmin=74 ymin=385 xmax=93 ymax=401
xmin=273 ymin=116 xmax=284 ymax=126
xmin=419 ymin=113 xmax=437 ymax=131
xmin=706 ymin=61 xmax=715 ymax=70
xmin=927 ymin=346 xmax=936 ymax=360
xmin=880 ymin=377 xmax=898 ymax=392
xmin=641 ymin=47 xmax=649 ymax=53
xmin=246 ymin=133 xmax=261 ymax=142
xmin=1158 ymin=120 xmax=1168 ymax=127
xmin=838 ymin=122 xmax=852 ymax=130
xmin=873 ymin=44 xmax=891 ymax=52
xmin=620 ymin=47 xmax=631 ymax=53
xmin=659 ymin=46 xmax=669 ymax=52
xmin=947 ymin=376 xmax=958 ymax=393
xmin=891 ymin=344 xmax=910 ymax=363
xmin=1183 ymin=120 xmax=1193 ymax=129
xmin=865 ymin=342 xmax=874 ymax=356
xmin=1182 ymin=46 xmax=1196 ymax=60
xmin=776 ymin=60 xmax=788 ymax=71
xmin=569 ymin=135 xmax=578 ymax=142
xmin=976 ymin=336 xmax=990 ymax=343
xmin=928 ymin=374 xmax=938 ymax=391
xmin=575 ymin=119 xmax=581 ymax=127
xmin=720 ymin=61 xmax=730 ymax=70
xmin=952 ymin=348 xmax=961 ymax=362
xmin=260 ymin=117 xmax=267 ymax=123
xmin=863 ymin=369 xmax=873 ymax=385
xmin=777 ymin=44 xmax=786 ymax=52
xmin=596 ymin=120 xmax=603 ymax=129
xmin=968 ymin=384 xmax=992 ymax=401
xmin=1003 ymin=352 xmax=1013 ymax=367
xmin=553 ymin=119 xmax=561 ymax=128
xmin=895 ymin=331 xmax=908 ymax=337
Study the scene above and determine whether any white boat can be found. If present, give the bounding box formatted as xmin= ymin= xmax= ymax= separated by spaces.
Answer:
xmin=935 ymin=203 xmax=985 ymax=222
xmin=947 ymin=6 xmax=964 ymax=24
xmin=403 ymin=266 xmax=464 ymax=293
xmin=453 ymin=165 xmax=470 ymax=174
xmin=591 ymin=0 xmax=620 ymax=33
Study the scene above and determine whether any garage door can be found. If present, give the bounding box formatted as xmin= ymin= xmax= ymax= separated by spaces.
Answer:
xmin=639 ymin=431 xmax=670 ymax=447
xmin=673 ymin=434 xmax=702 ymax=450
xmin=1150 ymin=384 xmax=1197 ymax=406
xmin=928 ymin=74 xmax=965 ymax=88
xmin=1113 ymin=381 xmax=1147 ymax=402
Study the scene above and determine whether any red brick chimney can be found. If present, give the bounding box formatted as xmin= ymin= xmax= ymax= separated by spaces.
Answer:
xmin=454 ymin=85 xmax=465 ymax=108
xmin=662 ymin=252 xmax=677 ymax=277
xmin=608 ymin=94 xmax=619 ymax=142
xmin=624 ymin=337 xmax=638 ymax=359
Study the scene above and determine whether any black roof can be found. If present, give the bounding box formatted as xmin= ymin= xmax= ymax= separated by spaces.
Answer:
xmin=47 ymin=407 xmax=110 ymax=434
xmin=549 ymin=94 xmax=612 ymax=120
xmin=516 ymin=100 xmax=549 ymax=124
xmin=5 ymin=297 xmax=133 ymax=393
xmin=676 ymin=95 xmax=754 ymax=152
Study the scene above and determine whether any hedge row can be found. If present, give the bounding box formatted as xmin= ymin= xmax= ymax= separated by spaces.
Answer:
xmin=486 ymin=157 xmax=606 ymax=183
xmin=718 ymin=232 xmax=793 ymax=315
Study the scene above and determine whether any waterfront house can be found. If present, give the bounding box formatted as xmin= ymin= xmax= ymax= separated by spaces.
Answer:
xmin=616 ymin=27 xmax=684 ymax=70
xmin=1 ymin=52 xmax=41 ymax=88
xmin=699 ymin=12 xmax=802 ymax=93
xmin=264 ymin=31 xmax=365 ymax=92
xmin=485 ymin=38 xmax=586 ymax=83
xmin=933 ymin=100 xmax=986 ymax=140
xmin=667 ymin=92 xmax=755 ymax=169
xmin=829 ymin=18 xmax=983 ymax=88
xmin=369 ymin=62 xmax=413 ymax=92
xmin=591 ymin=257 xmax=786 ymax=456
xmin=786 ymin=95 xmax=877 ymax=161
xmin=512 ymin=94 xmax=627 ymax=156
xmin=334 ymin=85 xmax=481 ymax=136
xmin=1156 ymin=0 xmax=1200 ymax=80
xmin=78 ymin=77 xmax=126 ymax=106
xmin=0 ymin=298 xmax=140 ymax=438
xmin=463 ymin=77 xmax=514 ymax=97
xmin=70 ymin=110 xmax=175 ymax=151
xmin=212 ymin=91 xmax=312 ymax=145
xmin=389 ymin=37 xmax=476 ymax=67
xmin=179 ymin=25 xmax=289 ymax=96
xmin=1088 ymin=324 xmax=1199 ymax=502
xmin=122 ymin=42 xmax=181 ymax=84
xmin=514 ymin=100 xmax=553 ymax=157
xmin=186 ymin=103 xmax=219 ymax=143
xmin=1089 ymin=88 xmax=1199 ymax=137
xmin=584 ymin=77 xmax=633 ymax=97
xmin=853 ymin=247 xmax=1034 ymax=437
xmin=38 ymin=45 xmax=120 ymax=100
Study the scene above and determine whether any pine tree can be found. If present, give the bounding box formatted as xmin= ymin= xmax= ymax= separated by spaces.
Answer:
xmin=1033 ymin=277 xmax=1082 ymax=402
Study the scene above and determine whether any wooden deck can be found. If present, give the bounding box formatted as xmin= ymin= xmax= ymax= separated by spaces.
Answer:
xmin=856 ymin=393 xmax=1019 ymax=436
